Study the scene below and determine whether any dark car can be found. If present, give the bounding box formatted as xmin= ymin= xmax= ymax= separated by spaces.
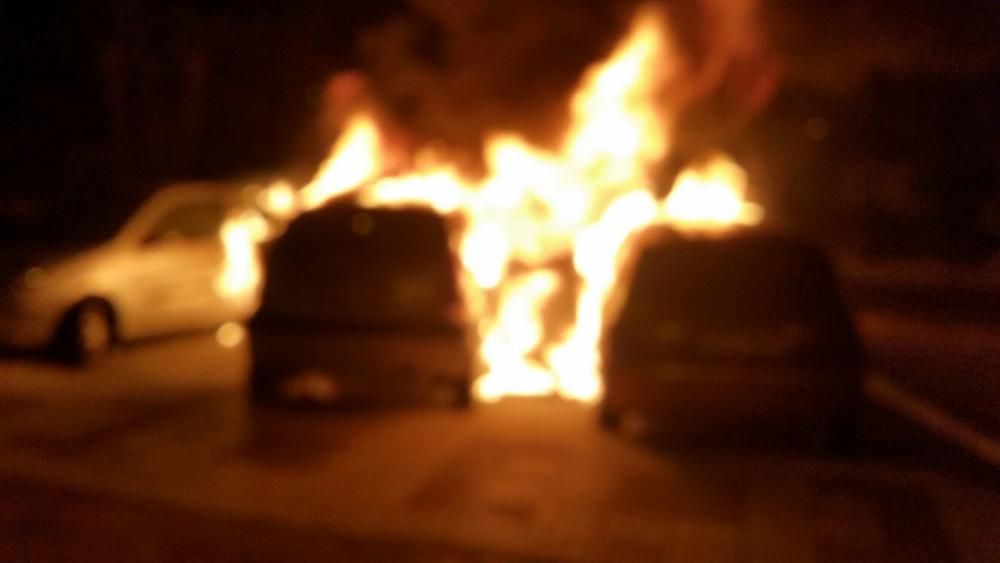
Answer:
xmin=600 ymin=229 xmax=862 ymax=447
xmin=248 ymin=202 xmax=473 ymax=407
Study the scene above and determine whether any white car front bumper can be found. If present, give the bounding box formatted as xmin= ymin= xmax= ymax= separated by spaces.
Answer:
xmin=0 ymin=293 xmax=61 ymax=351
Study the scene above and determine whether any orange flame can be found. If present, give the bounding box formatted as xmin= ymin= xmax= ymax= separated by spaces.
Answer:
xmin=663 ymin=154 xmax=764 ymax=228
xmin=216 ymin=211 xmax=263 ymax=303
xmin=300 ymin=113 xmax=383 ymax=211
xmin=230 ymin=7 xmax=763 ymax=403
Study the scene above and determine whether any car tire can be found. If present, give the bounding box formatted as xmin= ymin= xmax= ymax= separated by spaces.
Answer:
xmin=58 ymin=300 xmax=114 ymax=365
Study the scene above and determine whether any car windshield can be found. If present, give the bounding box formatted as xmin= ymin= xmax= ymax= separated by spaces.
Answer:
xmin=630 ymin=238 xmax=840 ymax=325
xmin=0 ymin=193 xmax=144 ymax=248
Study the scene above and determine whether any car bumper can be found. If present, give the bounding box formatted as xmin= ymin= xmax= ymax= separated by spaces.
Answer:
xmin=248 ymin=321 xmax=473 ymax=402
xmin=602 ymin=361 xmax=860 ymax=436
xmin=0 ymin=303 xmax=57 ymax=350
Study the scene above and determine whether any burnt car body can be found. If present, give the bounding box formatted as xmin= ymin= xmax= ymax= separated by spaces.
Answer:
xmin=248 ymin=202 xmax=473 ymax=407
xmin=600 ymin=229 xmax=863 ymax=447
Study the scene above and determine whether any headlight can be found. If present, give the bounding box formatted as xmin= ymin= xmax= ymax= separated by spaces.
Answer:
xmin=23 ymin=267 xmax=48 ymax=290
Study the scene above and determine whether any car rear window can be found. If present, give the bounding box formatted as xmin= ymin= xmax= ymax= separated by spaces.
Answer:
xmin=258 ymin=204 xmax=461 ymax=330
xmin=611 ymin=235 xmax=856 ymax=361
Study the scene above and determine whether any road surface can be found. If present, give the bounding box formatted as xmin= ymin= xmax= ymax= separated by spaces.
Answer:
xmin=0 ymin=332 xmax=998 ymax=562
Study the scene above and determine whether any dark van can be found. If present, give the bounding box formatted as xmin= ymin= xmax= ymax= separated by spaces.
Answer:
xmin=248 ymin=202 xmax=473 ymax=407
xmin=600 ymin=229 xmax=862 ymax=447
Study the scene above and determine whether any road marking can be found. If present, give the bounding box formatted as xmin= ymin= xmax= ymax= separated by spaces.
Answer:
xmin=865 ymin=375 xmax=1000 ymax=468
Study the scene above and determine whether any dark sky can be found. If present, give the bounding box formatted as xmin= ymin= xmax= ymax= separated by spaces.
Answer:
xmin=1 ymin=0 xmax=997 ymax=256
xmin=0 ymin=0 xmax=407 ymax=195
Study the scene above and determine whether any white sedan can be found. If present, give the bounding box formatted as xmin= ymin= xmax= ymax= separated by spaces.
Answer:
xmin=0 ymin=183 xmax=261 ymax=362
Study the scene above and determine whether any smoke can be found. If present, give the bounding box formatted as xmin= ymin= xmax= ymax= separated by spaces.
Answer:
xmin=763 ymin=0 xmax=1000 ymax=93
xmin=357 ymin=0 xmax=635 ymax=162
xmin=350 ymin=1 xmax=789 ymax=173
xmin=321 ymin=0 xmax=995 ymax=177
xmin=663 ymin=0 xmax=782 ymax=163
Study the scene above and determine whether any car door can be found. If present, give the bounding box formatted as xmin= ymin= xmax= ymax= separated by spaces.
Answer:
xmin=126 ymin=199 xmax=229 ymax=337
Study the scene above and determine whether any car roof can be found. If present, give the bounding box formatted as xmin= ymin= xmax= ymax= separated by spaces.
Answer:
xmin=270 ymin=201 xmax=453 ymax=255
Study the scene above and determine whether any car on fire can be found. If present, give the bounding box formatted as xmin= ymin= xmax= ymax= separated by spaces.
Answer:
xmin=247 ymin=201 xmax=474 ymax=408
xmin=599 ymin=228 xmax=863 ymax=448
xmin=0 ymin=183 xmax=258 ymax=362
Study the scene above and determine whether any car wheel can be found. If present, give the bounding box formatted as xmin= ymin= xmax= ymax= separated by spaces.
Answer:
xmin=59 ymin=300 xmax=114 ymax=364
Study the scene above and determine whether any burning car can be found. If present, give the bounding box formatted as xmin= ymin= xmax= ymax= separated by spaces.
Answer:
xmin=237 ymin=9 xmax=770 ymax=405
xmin=247 ymin=202 xmax=474 ymax=407
xmin=599 ymin=228 xmax=863 ymax=448
xmin=0 ymin=183 xmax=259 ymax=362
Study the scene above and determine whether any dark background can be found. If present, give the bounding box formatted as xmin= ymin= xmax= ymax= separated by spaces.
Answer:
xmin=1 ymin=0 xmax=997 ymax=258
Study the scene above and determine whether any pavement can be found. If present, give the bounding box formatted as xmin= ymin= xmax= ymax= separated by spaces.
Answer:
xmin=857 ymin=310 xmax=1000 ymax=440
xmin=0 ymin=332 xmax=998 ymax=562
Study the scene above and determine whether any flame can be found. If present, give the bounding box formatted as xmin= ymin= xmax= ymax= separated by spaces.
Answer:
xmin=475 ymin=270 xmax=563 ymax=402
xmin=299 ymin=113 xmax=383 ymax=211
xmin=216 ymin=211 xmax=263 ymax=302
xmin=216 ymin=182 xmax=298 ymax=310
xmin=257 ymin=180 xmax=299 ymax=219
xmin=229 ymin=7 xmax=764 ymax=404
xmin=662 ymin=154 xmax=764 ymax=228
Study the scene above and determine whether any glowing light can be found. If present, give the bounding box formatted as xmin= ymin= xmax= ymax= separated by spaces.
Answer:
xmin=663 ymin=154 xmax=764 ymax=229
xmin=299 ymin=113 xmax=383 ymax=211
xmin=216 ymin=213 xmax=262 ymax=302
xmin=460 ymin=223 xmax=510 ymax=290
xmin=474 ymin=270 xmax=561 ymax=402
xmin=360 ymin=169 xmax=469 ymax=214
xmin=257 ymin=181 xmax=298 ymax=219
xmin=215 ymin=322 xmax=246 ymax=348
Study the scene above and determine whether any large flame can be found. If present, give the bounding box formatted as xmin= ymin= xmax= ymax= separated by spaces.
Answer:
xmin=216 ymin=211 xmax=263 ymax=302
xmin=300 ymin=113 xmax=383 ymax=211
xmin=225 ymin=8 xmax=763 ymax=403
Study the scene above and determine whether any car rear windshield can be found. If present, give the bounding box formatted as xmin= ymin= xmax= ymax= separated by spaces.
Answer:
xmin=258 ymin=204 xmax=460 ymax=330
xmin=612 ymin=236 xmax=855 ymax=360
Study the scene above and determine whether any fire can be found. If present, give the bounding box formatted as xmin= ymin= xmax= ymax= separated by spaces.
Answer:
xmin=299 ymin=113 xmax=383 ymax=211
xmin=475 ymin=270 xmax=563 ymax=401
xmin=216 ymin=212 xmax=262 ymax=302
xmin=256 ymin=181 xmax=299 ymax=219
xmin=226 ymin=7 xmax=764 ymax=403
xmin=663 ymin=154 xmax=764 ymax=228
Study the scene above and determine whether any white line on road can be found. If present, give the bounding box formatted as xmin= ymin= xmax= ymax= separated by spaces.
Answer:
xmin=865 ymin=375 xmax=1000 ymax=468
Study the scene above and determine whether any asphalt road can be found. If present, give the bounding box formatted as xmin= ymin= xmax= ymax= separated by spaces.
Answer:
xmin=857 ymin=310 xmax=1000 ymax=439
xmin=0 ymin=332 xmax=998 ymax=562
